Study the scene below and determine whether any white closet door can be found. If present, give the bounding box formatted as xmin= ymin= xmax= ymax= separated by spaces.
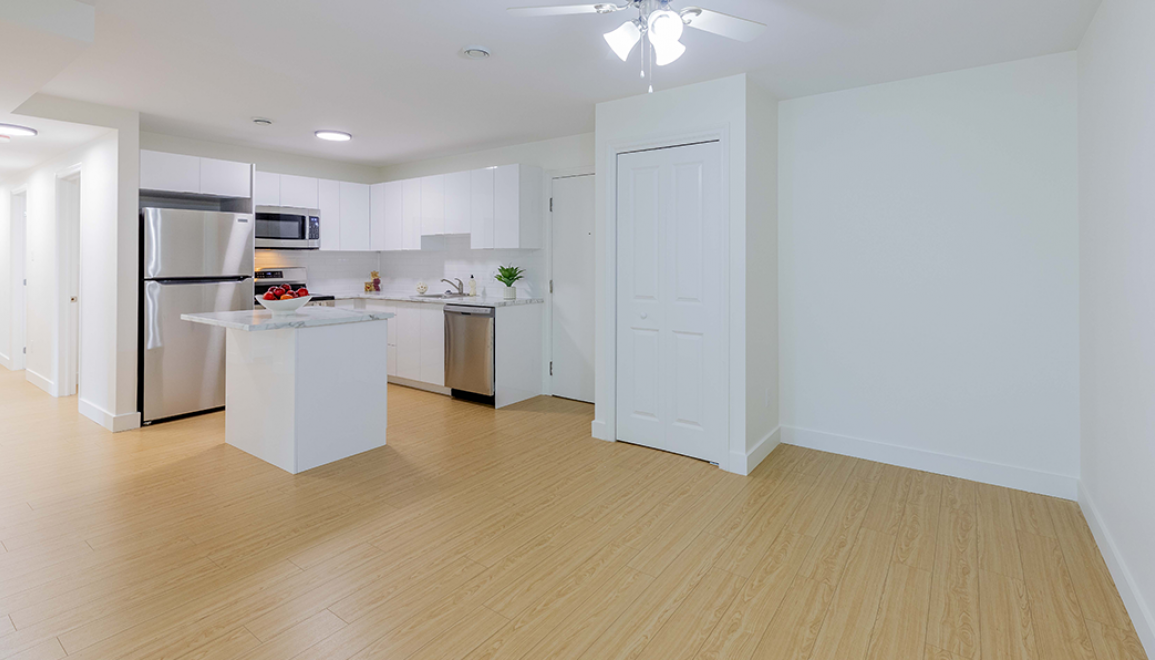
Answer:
xmin=615 ymin=141 xmax=726 ymax=464
xmin=550 ymin=174 xmax=595 ymax=403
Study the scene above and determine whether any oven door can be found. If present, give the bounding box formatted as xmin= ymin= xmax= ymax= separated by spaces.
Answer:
xmin=254 ymin=207 xmax=321 ymax=249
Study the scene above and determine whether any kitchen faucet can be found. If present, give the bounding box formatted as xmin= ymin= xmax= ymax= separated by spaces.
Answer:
xmin=441 ymin=278 xmax=464 ymax=295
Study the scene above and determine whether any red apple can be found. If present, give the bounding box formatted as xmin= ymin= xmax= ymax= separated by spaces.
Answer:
xmin=262 ymin=291 xmax=277 ymax=301
xmin=297 ymin=287 xmax=309 ymax=297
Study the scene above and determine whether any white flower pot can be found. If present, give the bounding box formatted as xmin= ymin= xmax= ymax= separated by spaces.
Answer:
xmin=503 ymin=286 xmax=516 ymax=300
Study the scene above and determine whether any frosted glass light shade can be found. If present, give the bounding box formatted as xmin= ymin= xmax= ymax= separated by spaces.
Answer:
xmin=604 ymin=20 xmax=641 ymax=61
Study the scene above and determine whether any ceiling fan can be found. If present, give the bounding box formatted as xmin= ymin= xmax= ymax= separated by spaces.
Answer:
xmin=508 ymin=0 xmax=766 ymax=68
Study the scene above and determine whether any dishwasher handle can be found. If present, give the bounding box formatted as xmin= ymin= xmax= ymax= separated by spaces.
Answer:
xmin=444 ymin=305 xmax=495 ymax=317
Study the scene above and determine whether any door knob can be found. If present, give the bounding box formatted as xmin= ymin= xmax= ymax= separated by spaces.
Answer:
xmin=640 ymin=312 xmax=648 ymax=319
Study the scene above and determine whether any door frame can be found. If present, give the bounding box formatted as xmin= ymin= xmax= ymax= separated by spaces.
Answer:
xmin=545 ymin=166 xmax=595 ymax=400
xmin=8 ymin=187 xmax=28 ymax=371
xmin=56 ymin=164 xmax=82 ymax=397
xmin=602 ymin=126 xmax=733 ymax=469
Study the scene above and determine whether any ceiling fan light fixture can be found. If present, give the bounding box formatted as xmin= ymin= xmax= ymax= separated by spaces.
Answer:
xmin=652 ymin=38 xmax=685 ymax=65
xmin=593 ymin=3 xmax=619 ymax=13
xmin=646 ymin=8 xmax=683 ymax=45
xmin=604 ymin=20 xmax=641 ymax=61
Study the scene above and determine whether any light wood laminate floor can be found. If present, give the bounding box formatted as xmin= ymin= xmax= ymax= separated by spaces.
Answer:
xmin=0 ymin=368 xmax=1146 ymax=660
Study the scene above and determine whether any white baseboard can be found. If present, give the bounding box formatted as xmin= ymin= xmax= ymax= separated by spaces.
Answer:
xmin=78 ymin=398 xmax=141 ymax=432
xmin=0 ymin=351 xmax=10 ymax=370
xmin=387 ymin=376 xmax=451 ymax=396
xmin=591 ymin=419 xmax=610 ymax=441
xmin=727 ymin=426 xmax=781 ymax=476
xmin=781 ymin=426 xmax=1078 ymax=500
xmin=1079 ymin=482 xmax=1155 ymax=656
xmin=25 ymin=369 xmax=56 ymax=396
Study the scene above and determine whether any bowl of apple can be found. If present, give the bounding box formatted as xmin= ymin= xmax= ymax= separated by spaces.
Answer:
xmin=256 ymin=286 xmax=312 ymax=315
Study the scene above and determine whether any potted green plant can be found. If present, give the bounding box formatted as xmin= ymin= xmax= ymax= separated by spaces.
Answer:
xmin=495 ymin=265 xmax=525 ymax=300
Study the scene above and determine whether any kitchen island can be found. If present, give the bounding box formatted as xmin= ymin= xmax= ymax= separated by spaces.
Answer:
xmin=183 ymin=307 xmax=394 ymax=474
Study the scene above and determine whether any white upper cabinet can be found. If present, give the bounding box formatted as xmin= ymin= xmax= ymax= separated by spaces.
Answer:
xmin=402 ymin=178 xmax=422 ymax=250
xmin=494 ymin=164 xmax=543 ymax=249
xmin=382 ymin=181 xmax=405 ymax=251
xmin=339 ymin=182 xmax=372 ymax=251
xmin=444 ymin=171 xmax=472 ymax=235
xmin=199 ymin=157 xmax=251 ymax=198
xmin=370 ymin=183 xmax=386 ymax=251
xmin=279 ymin=174 xmax=319 ymax=209
xmin=420 ymin=174 xmax=445 ymax=236
xmin=470 ymin=167 xmax=495 ymax=249
xmin=141 ymin=151 xmax=252 ymax=198
xmin=254 ymin=171 xmax=281 ymax=206
xmin=141 ymin=150 xmax=200 ymax=194
xmin=318 ymin=179 xmax=341 ymax=251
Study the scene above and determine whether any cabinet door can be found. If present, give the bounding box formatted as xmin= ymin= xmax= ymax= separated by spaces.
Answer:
xmin=494 ymin=164 xmax=519 ymax=249
xmin=339 ymin=182 xmax=371 ymax=250
xmin=318 ymin=179 xmax=341 ymax=250
xmin=444 ymin=171 xmax=472 ymax=235
xmin=420 ymin=175 xmax=445 ymax=235
xmin=383 ymin=181 xmax=404 ymax=251
xmin=470 ymin=167 xmax=495 ymax=249
xmin=395 ymin=304 xmax=422 ymax=380
xmin=254 ymin=171 xmax=281 ymax=206
xmin=199 ymin=158 xmax=251 ymax=198
xmin=419 ymin=306 xmax=445 ymax=386
xmin=370 ymin=183 xmax=386 ymax=251
xmin=141 ymin=150 xmax=200 ymax=194
xmin=279 ymin=174 xmax=319 ymax=208
xmin=402 ymin=178 xmax=422 ymax=250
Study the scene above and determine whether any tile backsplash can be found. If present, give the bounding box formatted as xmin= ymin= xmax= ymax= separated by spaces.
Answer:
xmin=255 ymin=236 xmax=545 ymax=298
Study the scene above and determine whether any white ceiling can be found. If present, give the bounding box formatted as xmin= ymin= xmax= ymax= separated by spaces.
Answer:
xmin=35 ymin=0 xmax=1099 ymax=166
xmin=0 ymin=112 xmax=110 ymax=181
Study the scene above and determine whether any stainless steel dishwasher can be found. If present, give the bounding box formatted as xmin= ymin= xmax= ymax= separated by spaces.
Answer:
xmin=444 ymin=305 xmax=496 ymax=401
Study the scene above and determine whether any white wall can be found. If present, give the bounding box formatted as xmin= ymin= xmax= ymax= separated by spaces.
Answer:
xmin=14 ymin=94 xmax=141 ymax=430
xmin=1077 ymin=0 xmax=1155 ymax=652
xmin=379 ymin=133 xmax=593 ymax=181
xmin=778 ymin=53 xmax=1080 ymax=498
xmin=595 ymin=74 xmax=763 ymax=474
xmin=0 ymin=186 xmax=11 ymax=367
xmin=0 ymin=131 xmax=118 ymax=406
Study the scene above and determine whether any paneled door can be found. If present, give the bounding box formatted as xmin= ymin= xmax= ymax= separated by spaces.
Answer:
xmin=615 ymin=141 xmax=726 ymax=464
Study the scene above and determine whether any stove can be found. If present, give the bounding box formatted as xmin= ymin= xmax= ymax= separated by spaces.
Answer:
xmin=254 ymin=267 xmax=334 ymax=301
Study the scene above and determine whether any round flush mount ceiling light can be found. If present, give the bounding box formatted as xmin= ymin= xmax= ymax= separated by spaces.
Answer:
xmin=462 ymin=46 xmax=491 ymax=60
xmin=315 ymin=130 xmax=352 ymax=142
xmin=252 ymin=117 xmax=274 ymax=126
xmin=0 ymin=123 xmax=38 ymax=138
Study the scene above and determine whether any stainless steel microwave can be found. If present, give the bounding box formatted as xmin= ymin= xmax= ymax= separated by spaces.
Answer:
xmin=254 ymin=206 xmax=320 ymax=249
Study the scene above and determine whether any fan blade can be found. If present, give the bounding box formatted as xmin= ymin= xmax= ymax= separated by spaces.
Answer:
xmin=508 ymin=4 xmax=603 ymax=16
xmin=681 ymin=7 xmax=765 ymax=42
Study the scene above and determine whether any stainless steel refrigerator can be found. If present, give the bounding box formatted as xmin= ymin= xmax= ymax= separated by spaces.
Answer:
xmin=140 ymin=208 xmax=254 ymax=423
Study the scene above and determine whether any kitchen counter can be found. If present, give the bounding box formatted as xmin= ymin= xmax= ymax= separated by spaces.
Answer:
xmin=329 ymin=293 xmax=544 ymax=308
xmin=182 ymin=307 xmax=394 ymax=331
xmin=182 ymin=307 xmax=392 ymax=474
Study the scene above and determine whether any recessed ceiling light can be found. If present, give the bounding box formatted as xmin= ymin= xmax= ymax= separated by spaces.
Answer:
xmin=462 ymin=46 xmax=491 ymax=60
xmin=315 ymin=130 xmax=352 ymax=142
xmin=252 ymin=117 xmax=274 ymax=126
xmin=0 ymin=123 xmax=38 ymax=138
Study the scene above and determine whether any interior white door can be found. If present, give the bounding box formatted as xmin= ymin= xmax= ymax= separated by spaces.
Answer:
xmin=615 ymin=141 xmax=726 ymax=464
xmin=550 ymin=174 xmax=595 ymax=403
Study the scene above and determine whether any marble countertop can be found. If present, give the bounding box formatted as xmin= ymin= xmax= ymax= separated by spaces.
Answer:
xmin=329 ymin=292 xmax=544 ymax=308
xmin=183 ymin=307 xmax=395 ymax=332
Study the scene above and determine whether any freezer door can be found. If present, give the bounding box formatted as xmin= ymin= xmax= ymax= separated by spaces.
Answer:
xmin=142 ymin=208 xmax=254 ymax=279
xmin=141 ymin=279 xmax=254 ymax=422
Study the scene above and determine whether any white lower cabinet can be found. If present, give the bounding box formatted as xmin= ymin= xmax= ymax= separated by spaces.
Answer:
xmin=364 ymin=301 xmax=444 ymax=387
